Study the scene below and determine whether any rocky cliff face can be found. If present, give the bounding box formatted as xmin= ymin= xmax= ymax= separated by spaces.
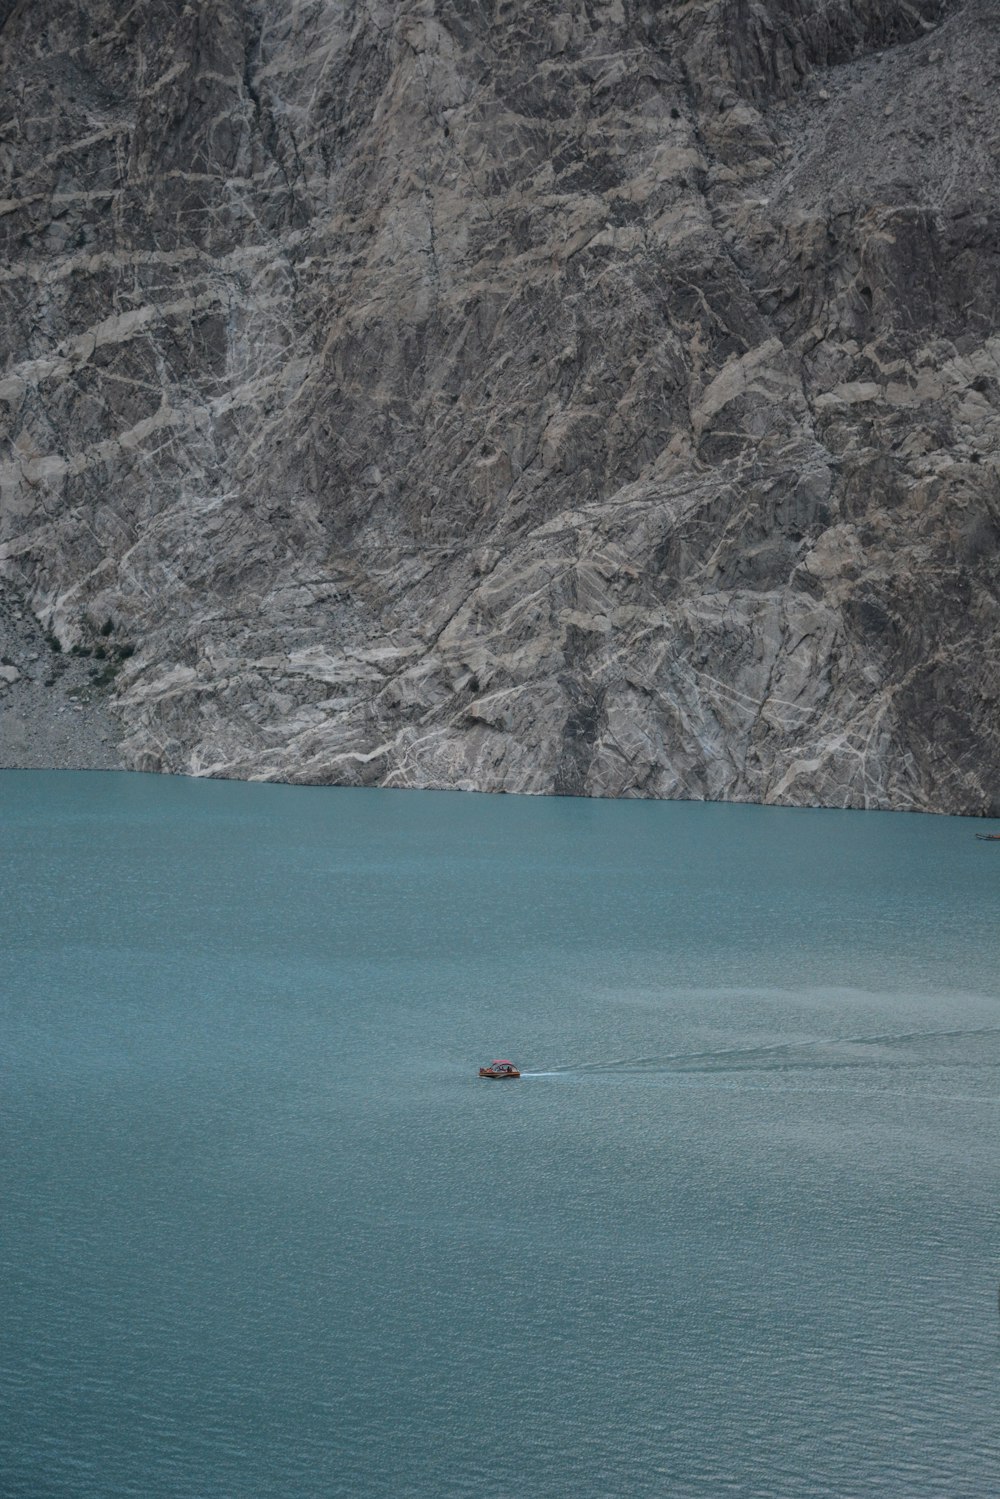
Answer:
xmin=2 ymin=0 xmax=998 ymax=811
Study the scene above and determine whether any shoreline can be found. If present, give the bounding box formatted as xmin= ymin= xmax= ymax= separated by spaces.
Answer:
xmin=0 ymin=585 xmax=125 ymax=774
xmin=4 ymin=595 xmax=996 ymax=826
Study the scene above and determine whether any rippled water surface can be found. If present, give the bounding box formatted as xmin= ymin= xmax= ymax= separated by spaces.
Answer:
xmin=2 ymin=771 xmax=999 ymax=1497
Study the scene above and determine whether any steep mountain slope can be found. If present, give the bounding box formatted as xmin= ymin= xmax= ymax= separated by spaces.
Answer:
xmin=1 ymin=0 xmax=998 ymax=810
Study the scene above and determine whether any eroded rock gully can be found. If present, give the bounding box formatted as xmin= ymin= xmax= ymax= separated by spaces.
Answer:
xmin=1 ymin=0 xmax=998 ymax=811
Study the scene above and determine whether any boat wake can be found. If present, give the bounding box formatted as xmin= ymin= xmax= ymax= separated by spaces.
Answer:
xmin=533 ymin=1025 xmax=1000 ymax=1079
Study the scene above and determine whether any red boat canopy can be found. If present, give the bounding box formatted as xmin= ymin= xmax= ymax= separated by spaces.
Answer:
xmin=491 ymin=1060 xmax=513 ymax=1067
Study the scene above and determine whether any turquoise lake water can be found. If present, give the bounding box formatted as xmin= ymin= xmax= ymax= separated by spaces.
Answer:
xmin=2 ymin=770 xmax=998 ymax=1497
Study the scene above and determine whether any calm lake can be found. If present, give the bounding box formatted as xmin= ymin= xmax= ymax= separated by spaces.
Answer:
xmin=2 ymin=770 xmax=998 ymax=1497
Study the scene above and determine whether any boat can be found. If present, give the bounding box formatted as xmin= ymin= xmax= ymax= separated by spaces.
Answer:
xmin=479 ymin=1059 xmax=520 ymax=1079
xmin=975 ymin=833 xmax=1000 ymax=841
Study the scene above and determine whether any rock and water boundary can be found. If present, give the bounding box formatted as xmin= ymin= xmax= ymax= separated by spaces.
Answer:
xmin=1 ymin=1 xmax=998 ymax=814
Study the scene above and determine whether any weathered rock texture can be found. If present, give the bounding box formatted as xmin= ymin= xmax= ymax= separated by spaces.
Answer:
xmin=0 ymin=577 xmax=124 ymax=770
xmin=1 ymin=0 xmax=998 ymax=810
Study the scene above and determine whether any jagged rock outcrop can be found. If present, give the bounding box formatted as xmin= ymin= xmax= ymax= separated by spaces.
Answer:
xmin=1 ymin=0 xmax=998 ymax=810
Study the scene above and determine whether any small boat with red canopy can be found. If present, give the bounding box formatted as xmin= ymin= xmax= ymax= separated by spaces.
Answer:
xmin=479 ymin=1059 xmax=520 ymax=1079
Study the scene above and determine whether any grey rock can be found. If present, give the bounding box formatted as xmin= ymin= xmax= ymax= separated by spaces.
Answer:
xmin=0 ymin=579 xmax=124 ymax=769
xmin=0 ymin=0 xmax=997 ymax=813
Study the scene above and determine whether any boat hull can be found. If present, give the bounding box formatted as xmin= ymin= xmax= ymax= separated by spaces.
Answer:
xmin=478 ymin=1067 xmax=520 ymax=1079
